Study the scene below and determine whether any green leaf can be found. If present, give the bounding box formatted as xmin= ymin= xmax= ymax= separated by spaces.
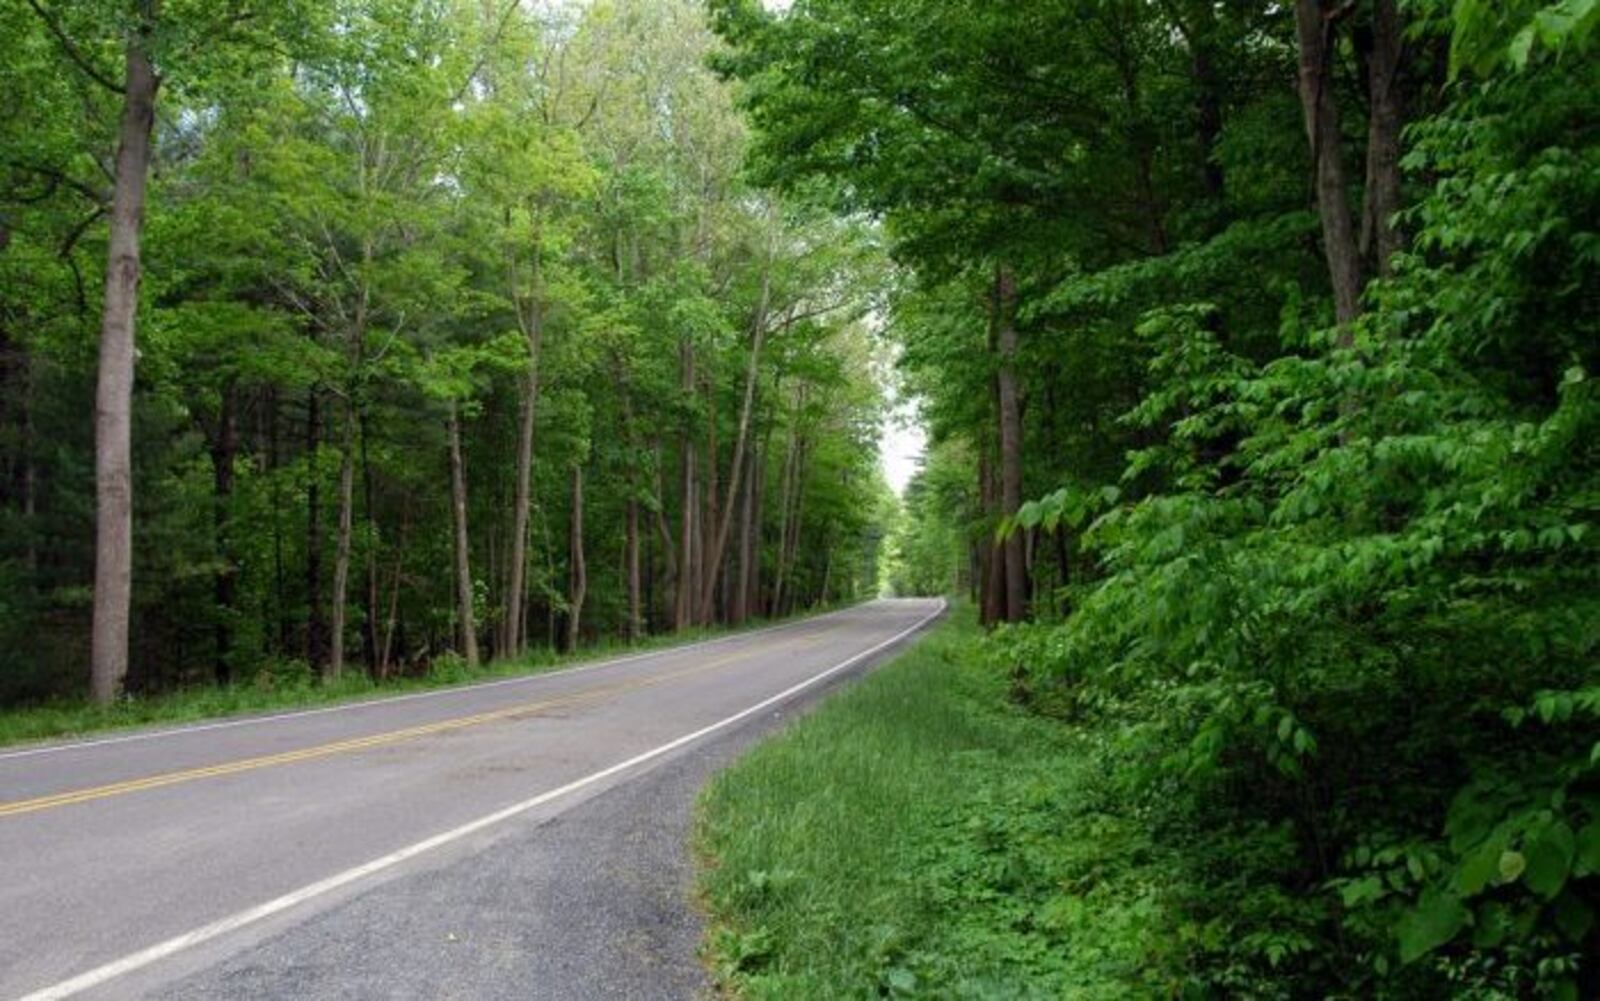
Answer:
xmin=1498 ymin=849 xmax=1527 ymax=884
xmin=1573 ymin=821 xmax=1600 ymax=877
xmin=1456 ymin=836 xmax=1506 ymax=896
xmin=1397 ymin=887 xmax=1468 ymax=964
xmin=1524 ymin=822 xmax=1575 ymax=899
xmin=1509 ymin=24 xmax=1537 ymax=66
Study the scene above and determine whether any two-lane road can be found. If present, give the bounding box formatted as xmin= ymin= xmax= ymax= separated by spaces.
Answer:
xmin=0 ymin=598 xmax=943 ymax=1000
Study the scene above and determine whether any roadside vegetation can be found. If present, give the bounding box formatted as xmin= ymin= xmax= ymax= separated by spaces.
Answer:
xmin=700 ymin=608 xmax=1177 ymax=998
xmin=704 ymin=0 xmax=1599 ymax=996
xmin=0 ymin=603 xmax=844 ymax=749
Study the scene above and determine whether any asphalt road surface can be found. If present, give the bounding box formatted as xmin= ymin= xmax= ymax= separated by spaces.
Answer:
xmin=0 ymin=598 xmax=944 ymax=1000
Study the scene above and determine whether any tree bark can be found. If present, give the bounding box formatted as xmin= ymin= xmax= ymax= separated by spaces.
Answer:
xmin=566 ymin=464 xmax=586 ymax=652
xmin=504 ymin=212 xmax=544 ymax=657
xmin=359 ymin=407 xmax=380 ymax=677
xmin=1294 ymin=0 xmax=1364 ymax=332
xmin=770 ymin=402 xmax=800 ymax=617
xmin=698 ymin=251 xmax=771 ymax=623
xmin=994 ymin=265 xmax=1028 ymax=623
xmin=674 ymin=340 xmax=697 ymax=631
xmin=624 ymin=496 xmax=641 ymax=642
xmin=447 ymin=400 xmax=479 ymax=667
xmin=732 ymin=440 xmax=757 ymax=624
xmin=700 ymin=368 xmax=719 ymax=625
xmin=328 ymin=397 xmax=357 ymax=680
xmin=1359 ymin=0 xmax=1405 ymax=278
xmin=306 ymin=386 xmax=326 ymax=667
xmin=89 ymin=9 xmax=159 ymax=704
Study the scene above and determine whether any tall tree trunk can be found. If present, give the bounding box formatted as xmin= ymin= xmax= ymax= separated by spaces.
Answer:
xmin=306 ymin=386 xmax=326 ymax=667
xmin=700 ymin=369 xmax=719 ymax=625
xmin=770 ymin=409 xmax=800 ymax=617
xmin=210 ymin=381 xmax=238 ymax=685
xmin=504 ymin=212 xmax=544 ymax=656
xmin=447 ymin=400 xmax=479 ymax=667
xmin=505 ymin=351 xmax=538 ymax=655
xmin=566 ymin=464 xmax=586 ymax=653
xmin=1359 ymin=0 xmax=1405 ymax=278
xmin=359 ymin=407 xmax=379 ymax=677
xmin=995 ymin=265 xmax=1028 ymax=623
xmin=89 ymin=9 xmax=159 ymax=705
xmin=746 ymin=435 xmax=767 ymax=618
xmin=614 ymin=370 xmax=643 ymax=643
xmin=328 ymin=397 xmax=357 ymax=680
xmin=732 ymin=440 xmax=757 ymax=625
xmin=698 ymin=254 xmax=771 ymax=622
xmin=653 ymin=474 xmax=678 ymax=628
xmin=1294 ymin=0 xmax=1364 ymax=332
xmin=674 ymin=340 xmax=697 ymax=631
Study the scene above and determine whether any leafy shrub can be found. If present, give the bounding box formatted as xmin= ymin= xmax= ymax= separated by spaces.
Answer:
xmin=998 ymin=48 xmax=1600 ymax=998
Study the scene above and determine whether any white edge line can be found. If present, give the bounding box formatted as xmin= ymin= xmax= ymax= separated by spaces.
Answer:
xmin=15 ymin=599 xmax=944 ymax=1001
xmin=0 ymin=600 xmax=882 ymax=762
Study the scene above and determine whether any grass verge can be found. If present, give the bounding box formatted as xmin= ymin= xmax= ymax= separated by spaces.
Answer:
xmin=0 ymin=604 xmax=853 ymax=750
xmin=696 ymin=605 xmax=1177 ymax=999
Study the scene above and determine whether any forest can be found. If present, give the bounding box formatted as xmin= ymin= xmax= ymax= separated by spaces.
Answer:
xmin=702 ymin=0 xmax=1600 ymax=996
xmin=1 ymin=0 xmax=895 ymax=708
xmin=2 ymin=0 xmax=1598 ymax=994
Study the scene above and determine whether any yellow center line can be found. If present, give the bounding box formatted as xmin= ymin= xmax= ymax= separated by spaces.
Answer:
xmin=0 ymin=634 xmax=823 ymax=819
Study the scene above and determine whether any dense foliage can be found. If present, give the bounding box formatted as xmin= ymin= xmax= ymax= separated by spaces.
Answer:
xmin=715 ymin=0 xmax=1598 ymax=994
xmin=0 ymin=0 xmax=895 ymax=707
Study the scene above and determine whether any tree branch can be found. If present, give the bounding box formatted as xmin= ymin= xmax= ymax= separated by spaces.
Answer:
xmin=24 ymin=0 xmax=126 ymax=95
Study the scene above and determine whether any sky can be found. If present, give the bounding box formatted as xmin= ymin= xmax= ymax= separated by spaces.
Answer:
xmin=879 ymin=398 xmax=927 ymax=496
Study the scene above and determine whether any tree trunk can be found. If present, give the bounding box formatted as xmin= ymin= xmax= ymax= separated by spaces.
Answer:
xmin=770 ymin=410 xmax=799 ymax=617
xmin=732 ymin=440 xmax=757 ymax=625
xmin=746 ymin=436 xmax=767 ymax=618
xmin=674 ymin=340 xmax=697 ymax=631
xmin=448 ymin=400 xmax=479 ymax=667
xmin=359 ymin=407 xmax=380 ymax=677
xmin=504 ymin=348 xmax=539 ymax=656
xmin=1294 ymin=0 xmax=1364 ymax=331
xmin=504 ymin=213 xmax=544 ymax=657
xmin=328 ymin=397 xmax=357 ymax=680
xmin=210 ymin=381 xmax=238 ymax=685
xmin=652 ymin=451 xmax=679 ymax=629
xmin=698 ymin=256 xmax=771 ymax=622
xmin=306 ymin=386 xmax=326 ymax=667
xmin=624 ymin=497 xmax=641 ymax=642
xmin=995 ymin=265 xmax=1027 ymax=623
xmin=89 ymin=12 xmax=159 ymax=705
xmin=700 ymin=369 xmax=719 ymax=625
xmin=566 ymin=464 xmax=586 ymax=653
xmin=1359 ymin=0 xmax=1405 ymax=278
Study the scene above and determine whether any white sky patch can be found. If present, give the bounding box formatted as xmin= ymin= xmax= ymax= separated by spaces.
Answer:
xmin=880 ymin=395 xmax=926 ymax=496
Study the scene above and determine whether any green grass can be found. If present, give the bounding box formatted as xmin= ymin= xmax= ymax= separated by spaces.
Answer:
xmin=696 ymin=606 xmax=1181 ymax=999
xmin=0 ymin=606 xmax=847 ymax=750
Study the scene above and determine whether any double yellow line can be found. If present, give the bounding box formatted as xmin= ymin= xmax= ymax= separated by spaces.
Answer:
xmin=0 ymin=635 xmax=814 ymax=820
